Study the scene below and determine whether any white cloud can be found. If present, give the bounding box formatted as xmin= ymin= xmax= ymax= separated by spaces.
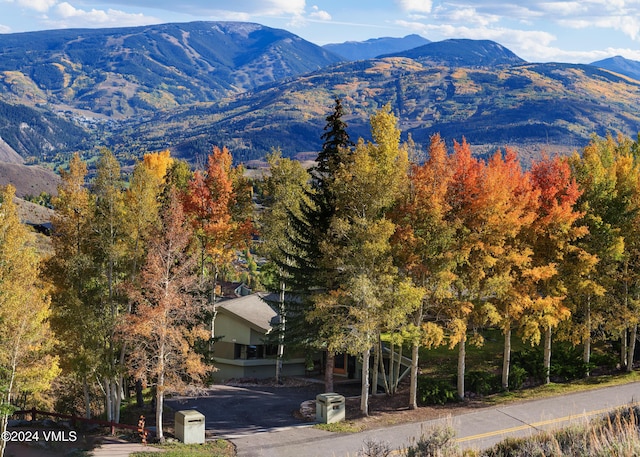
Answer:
xmin=538 ymin=2 xmax=586 ymax=16
xmin=448 ymin=8 xmax=500 ymax=27
xmin=15 ymin=0 xmax=57 ymax=13
xmin=530 ymin=45 xmax=640 ymax=64
xmin=396 ymin=0 xmax=433 ymax=14
xmin=309 ymin=5 xmax=331 ymax=21
xmin=559 ymin=14 xmax=640 ymax=40
xmin=49 ymin=2 xmax=159 ymax=27
xmin=617 ymin=15 xmax=640 ymax=40
xmin=0 ymin=23 xmax=10 ymax=32
xmin=102 ymin=0 xmax=306 ymax=18
xmin=395 ymin=1 xmax=640 ymax=62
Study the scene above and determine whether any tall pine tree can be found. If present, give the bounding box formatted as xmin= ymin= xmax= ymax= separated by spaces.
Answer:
xmin=279 ymin=97 xmax=354 ymax=392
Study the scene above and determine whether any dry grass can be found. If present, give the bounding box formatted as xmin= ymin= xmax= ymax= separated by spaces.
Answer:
xmin=362 ymin=407 xmax=640 ymax=457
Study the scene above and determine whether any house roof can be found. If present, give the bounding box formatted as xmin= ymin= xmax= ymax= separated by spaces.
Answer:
xmin=217 ymin=293 xmax=279 ymax=334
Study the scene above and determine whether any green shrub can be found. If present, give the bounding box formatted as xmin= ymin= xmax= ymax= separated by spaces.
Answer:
xmin=511 ymin=347 xmax=544 ymax=382
xmin=417 ymin=377 xmax=458 ymax=405
xmin=512 ymin=343 xmax=594 ymax=383
xmin=590 ymin=350 xmax=618 ymax=370
xmin=550 ymin=343 xmax=593 ymax=382
xmin=465 ymin=370 xmax=501 ymax=396
xmin=508 ymin=365 xmax=527 ymax=391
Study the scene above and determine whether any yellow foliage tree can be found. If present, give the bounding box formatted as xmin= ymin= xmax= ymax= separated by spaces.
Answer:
xmin=0 ymin=185 xmax=59 ymax=457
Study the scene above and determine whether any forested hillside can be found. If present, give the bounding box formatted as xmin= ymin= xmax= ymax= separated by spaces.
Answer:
xmin=0 ymin=21 xmax=342 ymax=117
xmin=0 ymin=99 xmax=90 ymax=160
xmin=0 ymin=22 xmax=640 ymax=165
xmin=110 ymin=58 xmax=640 ymax=164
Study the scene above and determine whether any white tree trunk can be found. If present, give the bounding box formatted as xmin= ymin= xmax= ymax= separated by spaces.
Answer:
xmin=409 ymin=343 xmax=419 ymax=409
xmin=621 ymin=329 xmax=628 ymax=370
xmin=360 ymin=347 xmax=370 ymax=416
xmin=0 ymin=413 xmax=7 ymax=457
xmin=502 ymin=324 xmax=511 ymax=390
xmin=544 ymin=326 xmax=552 ymax=385
xmin=104 ymin=379 xmax=112 ymax=422
xmin=394 ymin=345 xmax=403 ymax=394
xmin=156 ymin=385 xmax=164 ymax=442
xmin=275 ymin=280 xmax=285 ymax=383
xmin=108 ymin=376 xmax=123 ymax=424
xmin=372 ymin=339 xmax=380 ymax=396
xmin=0 ymin=347 xmax=19 ymax=457
xmin=628 ymin=324 xmax=637 ymax=372
xmin=156 ymin=341 xmax=165 ymax=442
xmin=457 ymin=338 xmax=466 ymax=400
xmin=388 ymin=340 xmax=395 ymax=394
xmin=584 ymin=295 xmax=591 ymax=375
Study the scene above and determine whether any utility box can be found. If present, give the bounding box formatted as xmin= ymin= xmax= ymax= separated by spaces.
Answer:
xmin=175 ymin=410 xmax=205 ymax=444
xmin=315 ymin=393 xmax=345 ymax=424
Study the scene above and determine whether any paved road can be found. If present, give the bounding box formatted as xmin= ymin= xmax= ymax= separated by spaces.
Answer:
xmin=224 ymin=382 xmax=640 ymax=457
xmin=165 ymin=384 xmax=327 ymax=437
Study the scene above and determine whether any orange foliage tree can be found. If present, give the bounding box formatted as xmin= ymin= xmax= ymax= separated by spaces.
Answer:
xmin=119 ymin=188 xmax=209 ymax=442
xmin=444 ymin=138 xmax=494 ymax=399
xmin=182 ymin=146 xmax=254 ymax=338
xmin=523 ymin=155 xmax=587 ymax=384
xmin=391 ymin=133 xmax=455 ymax=408
xmin=476 ymin=148 xmax=541 ymax=390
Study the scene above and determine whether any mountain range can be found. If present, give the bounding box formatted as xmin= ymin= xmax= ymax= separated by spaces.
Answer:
xmin=591 ymin=56 xmax=640 ymax=82
xmin=0 ymin=21 xmax=640 ymax=168
xmin=322 ymin=35 xmax=431 ymax=61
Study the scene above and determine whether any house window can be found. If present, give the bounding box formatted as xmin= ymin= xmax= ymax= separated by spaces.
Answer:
xmin=234 ymin=343 xmax=276 ymax=360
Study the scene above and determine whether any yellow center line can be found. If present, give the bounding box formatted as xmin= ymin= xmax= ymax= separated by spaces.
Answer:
xmin=387 ymin=400 xmax=640 ymax=455
xmin=456 ymin=401 xmax=640 ymax=443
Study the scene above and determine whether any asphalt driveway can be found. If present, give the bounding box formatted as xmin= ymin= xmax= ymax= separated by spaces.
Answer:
xmin=165 ymin=384 xmax=327 ymax=438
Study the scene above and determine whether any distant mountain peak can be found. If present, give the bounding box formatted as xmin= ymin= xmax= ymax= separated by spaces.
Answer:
xmin=0 ymin=21 xmax=342 ymax=119
xmin=591 ymin=55 xmax=640 ymax=81
xmin=322 ymin=34 xmax=431 ymax=61
xmin=381 ymin=38 xmax=526 ymax=67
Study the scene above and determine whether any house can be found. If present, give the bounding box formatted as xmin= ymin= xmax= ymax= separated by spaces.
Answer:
xmin=211 ymin=293 xmax=306 ymax=381
xmin=211 ymin=292 xmax=411 ymax=387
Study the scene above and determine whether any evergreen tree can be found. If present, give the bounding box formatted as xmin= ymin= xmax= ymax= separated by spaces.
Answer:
xmin=317 ymin=97 xmax=353 ymax=176
xmin=309 ymin=105 xmax=421 ymax=415
xmin=258 ymin=149 xmax=313 ymax=382
xmin=278 ymin=97 xmax=354 ymax=392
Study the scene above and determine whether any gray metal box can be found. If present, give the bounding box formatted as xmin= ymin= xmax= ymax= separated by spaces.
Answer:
xmin=175 ymin=409 xmax=205 ymax=444
xmin=315 ymin=393 xmax=345 ymax=424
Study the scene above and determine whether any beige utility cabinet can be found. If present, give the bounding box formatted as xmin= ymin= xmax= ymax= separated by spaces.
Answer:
xmin=315 ymin=393 xmax=345 ymax=424
xmin=175 ymin=409 xmax=205 ymax=444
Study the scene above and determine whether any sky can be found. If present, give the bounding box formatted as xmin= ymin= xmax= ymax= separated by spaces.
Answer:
xmin=1 ymin=0 xmax=640 ymax=64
